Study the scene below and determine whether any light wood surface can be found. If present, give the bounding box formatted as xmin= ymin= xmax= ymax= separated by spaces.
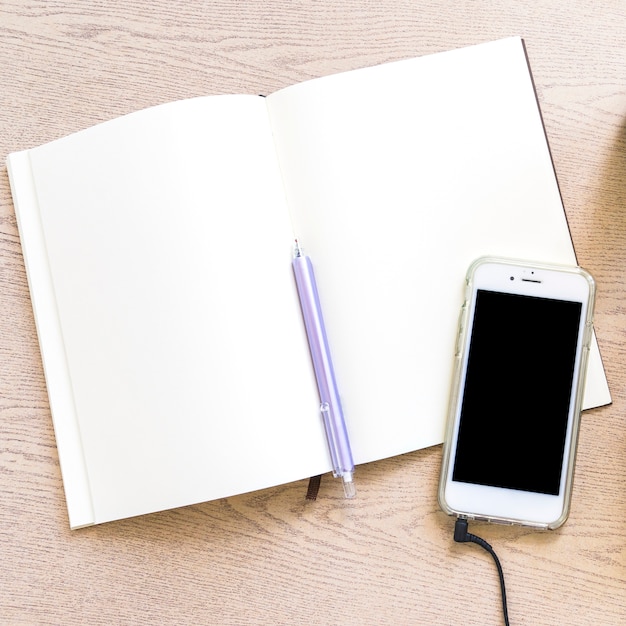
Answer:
xmin=1 ymin=2 xmax=624 ymax=624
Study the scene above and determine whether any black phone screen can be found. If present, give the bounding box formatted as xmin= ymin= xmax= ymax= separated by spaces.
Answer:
xmin=452 ymin=289 xmax=582 ymax=495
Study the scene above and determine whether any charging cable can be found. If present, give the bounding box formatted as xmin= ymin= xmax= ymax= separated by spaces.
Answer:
xmin=453 ymin=517 xmax=510 ymax=625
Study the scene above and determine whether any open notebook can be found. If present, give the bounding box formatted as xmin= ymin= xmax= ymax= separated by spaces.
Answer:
xmin=7 ymin=37 xmax=611 ymax=528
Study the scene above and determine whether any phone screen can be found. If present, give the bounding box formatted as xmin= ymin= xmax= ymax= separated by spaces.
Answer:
xmin=452 ymin=289 xmax=582 ymax=496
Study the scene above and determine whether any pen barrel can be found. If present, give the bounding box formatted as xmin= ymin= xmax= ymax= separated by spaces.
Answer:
xmin=292 ymin=255 xmax=355 ymax=475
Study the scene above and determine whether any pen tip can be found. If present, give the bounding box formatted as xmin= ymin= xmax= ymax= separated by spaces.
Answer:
xmin=342 ymin=474 xmax=356 ymax=499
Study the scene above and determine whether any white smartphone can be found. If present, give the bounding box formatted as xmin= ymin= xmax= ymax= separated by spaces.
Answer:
xmin=438 ymin=257 xmax=596 ymax=529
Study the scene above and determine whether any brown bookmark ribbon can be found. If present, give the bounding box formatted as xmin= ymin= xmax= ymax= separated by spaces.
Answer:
xmin=305 ymin=475 xmax=322 ymax=500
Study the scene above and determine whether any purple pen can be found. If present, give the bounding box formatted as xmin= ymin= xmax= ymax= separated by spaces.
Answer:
xmin=292 ymin=240 xmax=356 ymax=498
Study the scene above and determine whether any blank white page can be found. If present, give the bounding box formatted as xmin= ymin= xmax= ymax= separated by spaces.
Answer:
xmin=25 ymin=95 xmax=326 ymax=525
xmin=267 ymin=38 xmax=610 ymax=465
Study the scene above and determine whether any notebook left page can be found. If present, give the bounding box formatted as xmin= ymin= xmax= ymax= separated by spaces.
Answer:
xmin=8 ymin=95 xmax=327 ymax=527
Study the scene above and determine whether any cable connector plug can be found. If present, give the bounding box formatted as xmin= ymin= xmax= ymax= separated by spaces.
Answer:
xmin=454 ymin=517 xmax=470 ymax=542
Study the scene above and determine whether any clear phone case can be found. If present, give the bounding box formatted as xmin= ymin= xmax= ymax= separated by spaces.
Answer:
xmin=437 ymin=256 xmax=596 ymax=530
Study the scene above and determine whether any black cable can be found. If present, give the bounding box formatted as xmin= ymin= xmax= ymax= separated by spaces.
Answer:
xmin=453 ymin=517 xmax=510 ymax=626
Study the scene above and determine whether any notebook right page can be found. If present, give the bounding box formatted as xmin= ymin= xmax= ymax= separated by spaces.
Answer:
xmin=266 ymin=37 xmax=611 ymax=466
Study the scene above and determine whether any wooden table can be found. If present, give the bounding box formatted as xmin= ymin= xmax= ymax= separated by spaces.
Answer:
xmin=1 ymin=2 xmax=624 ymax=624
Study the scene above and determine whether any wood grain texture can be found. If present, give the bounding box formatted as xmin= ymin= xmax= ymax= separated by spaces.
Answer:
xmin=1 ymin=1 xmax=625 ymax=624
